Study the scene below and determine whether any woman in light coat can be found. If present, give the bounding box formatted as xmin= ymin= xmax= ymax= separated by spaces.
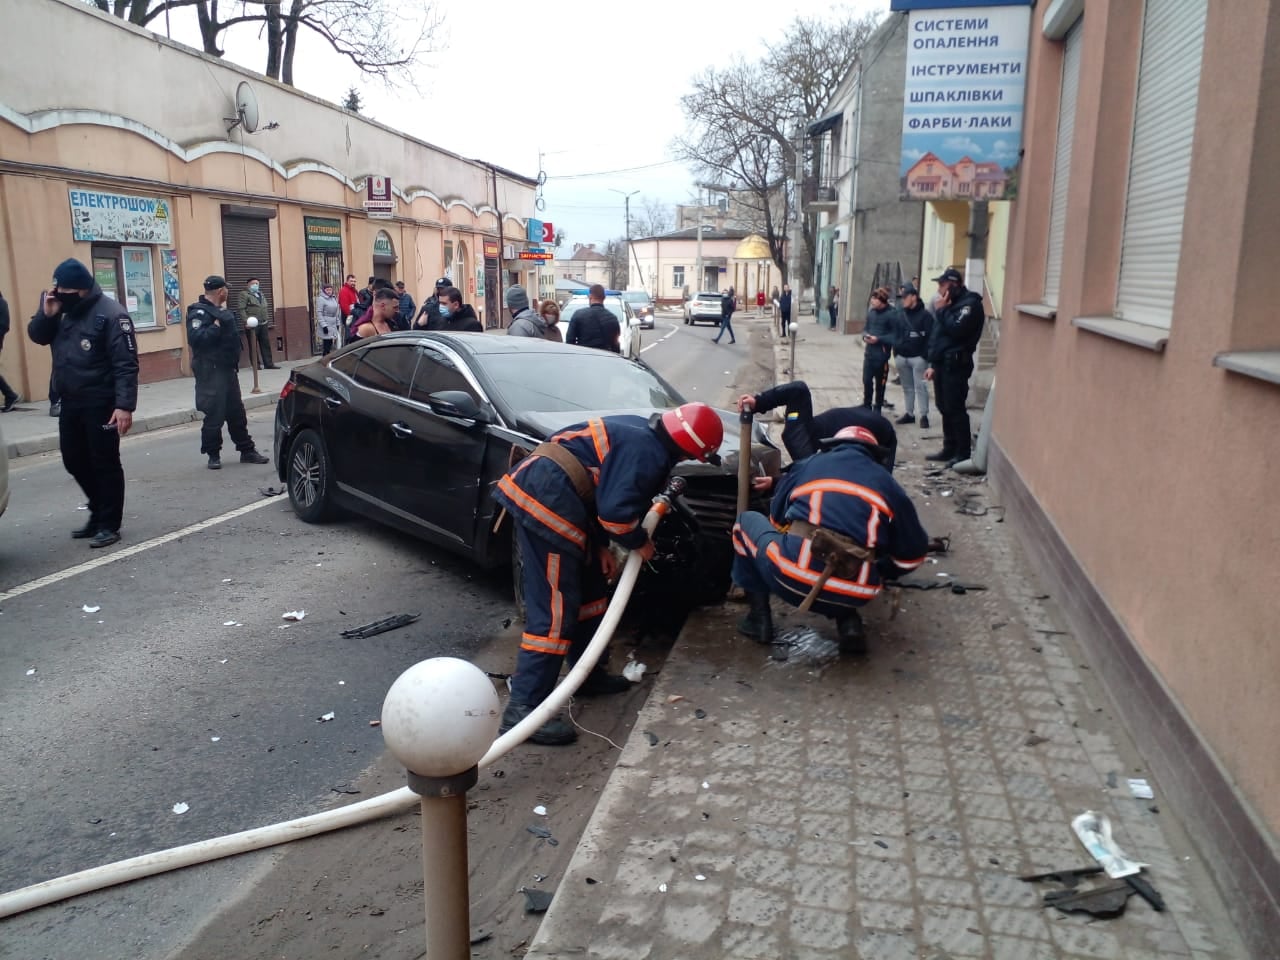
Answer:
xmin=316 ymin=283 xmax=342 ymax=355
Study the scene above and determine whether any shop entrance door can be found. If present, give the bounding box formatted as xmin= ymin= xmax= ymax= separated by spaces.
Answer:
xmin=306 ymin=251 xmax=344 ymax=355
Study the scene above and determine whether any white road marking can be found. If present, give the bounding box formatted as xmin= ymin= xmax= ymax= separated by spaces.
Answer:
xmin=640 ymin=322 xmax=680 ymax=354
xmin=0 ymin=497 xmax=280 ymax=605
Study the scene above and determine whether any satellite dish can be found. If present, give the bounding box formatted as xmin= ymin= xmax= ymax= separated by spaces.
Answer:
xmin=236 ymin=82 xmax=260 ymax=134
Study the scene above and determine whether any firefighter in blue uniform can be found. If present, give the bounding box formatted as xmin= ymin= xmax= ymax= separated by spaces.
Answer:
xmin=494 ymin=402 xmax=725 ymax=745
xmin=731 ymin=425 xmax=929 ymax=655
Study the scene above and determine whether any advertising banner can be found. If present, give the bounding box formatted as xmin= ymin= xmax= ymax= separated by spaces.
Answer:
xmin=900 ymin=5 xmax=1031 ymax=201
xmin=69 ymin=189 xmax=172 ymax=244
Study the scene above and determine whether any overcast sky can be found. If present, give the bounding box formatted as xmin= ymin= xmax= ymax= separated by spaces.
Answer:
xmin=164 ymin=0 xmax=885 ymax=248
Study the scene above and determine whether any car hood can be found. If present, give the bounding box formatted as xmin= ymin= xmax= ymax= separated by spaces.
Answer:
xmin=512 ymin=408 xmax=777 ymax=476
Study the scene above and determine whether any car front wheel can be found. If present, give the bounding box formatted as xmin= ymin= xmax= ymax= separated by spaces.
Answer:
xmin=287 ymin=427 xmax=334 ymax=523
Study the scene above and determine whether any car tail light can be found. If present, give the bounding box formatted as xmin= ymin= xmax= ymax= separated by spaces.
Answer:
xmin=279 ymin=379 xmax=296 ymax=400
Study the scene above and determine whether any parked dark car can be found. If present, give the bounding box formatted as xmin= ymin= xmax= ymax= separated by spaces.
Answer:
xmin=274 ymin=332 xmax=780 ymax=605
xmin=621 ymin=290 xmax=656 ymax=329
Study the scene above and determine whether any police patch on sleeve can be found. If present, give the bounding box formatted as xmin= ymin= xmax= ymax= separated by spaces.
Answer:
xmin=958 ymin=306 xmax=971 ymax=319
xmin=80 ymin=338 xmax=92 ymax=351
xmin=120 ymin=319 xmax=133 ymax=333
xmin=190 ymin=317 xmax=202 ymax=329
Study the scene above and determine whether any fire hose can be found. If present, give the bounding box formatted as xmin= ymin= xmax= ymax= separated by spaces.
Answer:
xmin=0 ymin=480 xmax=686 ymax=920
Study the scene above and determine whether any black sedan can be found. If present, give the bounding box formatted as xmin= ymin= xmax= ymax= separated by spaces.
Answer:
xmin=273 ymin=332 xmax=779 ymax=605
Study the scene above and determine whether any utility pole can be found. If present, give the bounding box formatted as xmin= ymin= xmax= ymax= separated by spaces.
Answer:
xmin=695 ymin=186 xmax=705 ymax=293
xmin=610 ymin=188 xmax=641 ymax=289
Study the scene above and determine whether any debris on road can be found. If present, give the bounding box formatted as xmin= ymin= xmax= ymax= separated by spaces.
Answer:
xmin=26 ymin=668 xmax=35 ymax=676
xmin=658 ymin=882 xmax=668 ymax=893
xmin=1128 ymin=778 xmax=1154 ymax=799
xmin=1073 ymin=810 xmax=1146 ymax=877
xmin=526 ymin=825 xmax=553 ymax=840
xmin=666 ymin=695 xmax=686 ymax=704
xmin=82 ymin=605 xmax=100 ymax=613
xmin=694 ymin=708 xmax=707 ymax=719
xmin=520 ymin=887 xmax=554 ymax=913
xmin=1024 ymin=734 xmax=1050 ymax=747
xmin=210 ymin=736 xmax=220 ymax=742
xmin=533 ymin=805 xmax=547 ymax=816
xmin=258 ymin=486 xmax=285 ymax=497
xmin=282 ymin=610 xmax=306 ymax=621
xmin=369 ymin=719 xmax=381 ymax=727
xmin=331 ymin=783 xmax=360 ymax=795
xmin=172 ymin=802 xmax=189 ymax=815
xmin=644 ymin=730 xmax=659 ymax=746
xmin=622 ymin=661 xmax=647 ymax=682
xmin=340 ymin=613 xmax=420 ymax=639
xmin=317 ymin=711 xmax=335 ymax=722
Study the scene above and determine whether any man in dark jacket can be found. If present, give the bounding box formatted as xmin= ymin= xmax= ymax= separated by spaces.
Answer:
xmin=394 ymin=281 xmax=415 ymax=330
xmin=861 ymin=287 xmax=899 ymax=412
xmin=924 ymin=268 xmax=985 ymax=465
xmin=236 ymin=276 xmax=276 ymax=369
xmin=27 ymin=258 xmax=138 ymax=548
xmin=0 ymin=289 xmax=19 ymax=411
xmin=564 ymin=284 xmax=621 ymax=351
xmin=739 ymin=380 xmax=897 ymax=474
xmin=776 ymin=284 xmax=793 ymax=338
xmin=414 ymin=276 xmax=450 ymax=330
xmin=440 ymin=286 xmax=483 ymax=332
xmin=892 ymin=283 xmax=932 ymax=428
xmin=713 ymin=286 xmax=737 ymax=345
xmin=187 ymin=276 xmax=270 ymax=471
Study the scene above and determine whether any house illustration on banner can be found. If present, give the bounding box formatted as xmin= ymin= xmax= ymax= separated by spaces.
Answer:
xmin=903 ymin=152 xmax=1009 ymax=200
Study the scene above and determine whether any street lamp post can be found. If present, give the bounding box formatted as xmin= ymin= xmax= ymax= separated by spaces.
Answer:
xmin=610 ymin=188 xmax=641 ymax=290
xmin=381 ymin=658 xmax=502 ymax=959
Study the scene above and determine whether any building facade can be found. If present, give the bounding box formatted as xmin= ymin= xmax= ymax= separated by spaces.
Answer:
xmin=994 ymin=0 xmax=1279 ymax=949
xmin=552 ymin=244 xmax=611 ymax=289
xmin=629 ymin=228 xmax=785 ymax=307
xmin=0 ymin=0 xmax=537 ymax=397
xmin=804 ymin=13 xmax=923 ymax=333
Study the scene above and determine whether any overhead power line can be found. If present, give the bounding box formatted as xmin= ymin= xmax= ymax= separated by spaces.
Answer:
xmin=546 ymin=160 xmax=684 ymax=181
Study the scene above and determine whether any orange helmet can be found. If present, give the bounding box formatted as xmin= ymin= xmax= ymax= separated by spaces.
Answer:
xmin=832 ymin=425 xmax=879 ymax=446
xmin=660 ymin=402 xmax=724 ymax=462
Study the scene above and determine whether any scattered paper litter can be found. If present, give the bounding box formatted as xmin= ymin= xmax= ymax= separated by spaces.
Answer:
xmin=26 ymin=668 xmax=36 ymax=676
xmin=77 ymin=505 xmax=88 ymax=511
xmin=82 ymin=605 xmax=100 ymax=613
xmin=172 ymin=802 xmax=189 ymax=815
xmin=533 ymin=805 xmax=547 ymax=816
xmin=219 ymin=659 xmax=228 ymax=664
xmin=622 ymin=661 xmax=647 ymax=682
xmin=282 ymin=610 xmax=306 ymax=621
xmin=658 ymin=882 xmax=668 ymax=893
xmin=702 ymin=781 xmax=710 ymax=790
xmin=695 ymin=874 xmax=707 ymax=881
xmin=936 ymin=572 xmax=950 ymax=578
xmin=317 ymin=711 xmax=335 ymax=722
xmin=210 ymin=737 xmax=221 ymax=743
xmin=338 ymin=680 xmax=345 ymax=686
xmin=1071 ymin=810 xmax=1146 ymax=878
xmin=221 ymin=578 xmax=232 ymax=583
xmin=223 ymin=620 xmax=237 ymax=626
xmin=941 ymin=490 xmax=953 ymax=497
xmin=1127 ymin=778 xmax=1154 ymax=800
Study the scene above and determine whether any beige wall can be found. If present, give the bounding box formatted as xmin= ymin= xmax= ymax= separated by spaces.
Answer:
xmin=0 ymin=0 xmax=535 ymax=394
xmin=996 ymin=0 xmax=1280 ymax=832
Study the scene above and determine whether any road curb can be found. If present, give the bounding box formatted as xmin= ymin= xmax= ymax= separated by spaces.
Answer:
xmin=5 ymin=392 xmax=279 ymax=461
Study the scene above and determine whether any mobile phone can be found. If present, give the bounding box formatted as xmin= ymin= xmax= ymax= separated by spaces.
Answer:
xmin=102 ymin=423 xmax=118 ymax=431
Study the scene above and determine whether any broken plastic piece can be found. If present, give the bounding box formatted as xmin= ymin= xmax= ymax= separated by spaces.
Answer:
xmin=210 ymin=736 xmax=220 ymax=743
xmin=26 ymin=668 xmax=35 ymax=676
xmin=695 ymin=874 xmax=707 ymax=881
xmin=1044 ymin=880 xmax=1133 ymax=918
xmin=526 ymin=825 xmax=553 ymax=839
xmin=694 ymin=708 xmax=707 ymax=719
xmin=340 ymin=613 xmax=420 ymax=639
xmin=520 ymin=887 xmax=554 ymax=913
xmin=622 ymin=661 xmax=647 ymax=682
xmin=1127 ymin=778 xmax=1154 ymax=800
xmin=82 ymin=605 xmax=100 ymax=613
xmin=644 ymin=730 xmax=659 ymax=746
xmin=369 ymin=719 xmax=381 ymax=727
xmin=533 ymin=805 xmax=547 ymax=816
xmin=1072 ymin=811 xmax=1146 ymax=878
xmin=658 ymin=883 xmax=668 ymax=893
xmin=172 ymin=802 xmax=189 ymax=815
xmin=317 ymin=711 xmax=335 ymax=722
xmin=282 ymin=610 xmax=306 ymax=621
xmin=667 ymin=695 xmax=686 ymax=704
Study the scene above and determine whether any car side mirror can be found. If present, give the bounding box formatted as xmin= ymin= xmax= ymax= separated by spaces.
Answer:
xmin=427 ymin=390 xmax=490 ymax=424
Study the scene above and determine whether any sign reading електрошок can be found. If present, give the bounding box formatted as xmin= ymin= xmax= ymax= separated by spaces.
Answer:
xmin=68 ymin=188 xmax=173 ymax=245
xmin=899 ymin=5 xmax=1031 ymax=203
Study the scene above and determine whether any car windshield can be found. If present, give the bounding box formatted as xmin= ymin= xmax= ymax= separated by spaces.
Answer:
xmin=622 ymin=292 xmax=649 ymax=304
xmin=484 ymin=352 xmax=682 ymax=413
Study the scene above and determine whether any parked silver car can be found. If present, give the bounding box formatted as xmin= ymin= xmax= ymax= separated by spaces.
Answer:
xmin=683 ymin=291 xmax=723 ymax=326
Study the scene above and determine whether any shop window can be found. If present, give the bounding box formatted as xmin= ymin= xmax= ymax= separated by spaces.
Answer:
xmin=91 ymin=243 xmax=159 ymax=328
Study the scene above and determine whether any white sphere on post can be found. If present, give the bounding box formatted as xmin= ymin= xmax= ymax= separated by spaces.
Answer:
xmin=382 ymin=657 xmax=500 ymax=777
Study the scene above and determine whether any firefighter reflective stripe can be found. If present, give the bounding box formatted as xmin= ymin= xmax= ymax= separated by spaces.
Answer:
xmin=600 ymin=516 xmax=639 ymax=536
xmin=579 ymin=598 xmax=608 ymax=619
xmin=765 ymin=542 xmax=881 ymax=599
xmin=791 ymin=479 xmax=893 ymax=518
xmin=733 ymin=520 xmax=758 ymax=557
xmin=496 ymin=474 xmax=587 ymax=551
xmin=893 ymin=555 xmax=927 ymax=571
xmin=589 ymin=418 xmax=611 ymax=462
xmin=520 ymin=633 xmax=571 ymax=655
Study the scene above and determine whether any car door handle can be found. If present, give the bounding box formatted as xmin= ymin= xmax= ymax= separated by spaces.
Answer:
xmin=324 ymin=396 xmax=343 ymax=408
xmin=390 ymin=422 xmax=414 ymax=439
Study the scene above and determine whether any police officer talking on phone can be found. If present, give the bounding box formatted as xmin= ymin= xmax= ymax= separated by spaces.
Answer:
xmin=27 ymin=258 xmax=138 ymax=548
xmin=923 ymin=267 xmax=985 ymax=467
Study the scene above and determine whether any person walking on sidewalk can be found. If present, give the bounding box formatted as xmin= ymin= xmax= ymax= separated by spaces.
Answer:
xmin=739 ymin=380 xmax=898 ymax=474
xmin=861 ymin=287 xmax=899 ymax=413
xmin=27 ymin=258 xmax=138 ymax=548
xmin=892 ymin=283 xmax=933 ymax=428
xmin=0 ymin=288 xmax=20 ymax=411
xmin=827 ymin=286 xmax=839 ymax=330
xmin=924 ymin=267 xmax=984 ymax=466
xmin=236 ymin=277 xmax=277 ymax=369
xmin=775 ymin=284 xmax=792 ymax=338
xmin=713 ymin=287 xmax=737 ymax=344
xmin=187 ymin=276 xmax=271 ymax=471
xmin=315 ymin=282 xmax=342 ymax=356
xmin=492 ymin=404 xmax=724 ymax=745
xmin=731 ymin=425 xmax=928 ymax=654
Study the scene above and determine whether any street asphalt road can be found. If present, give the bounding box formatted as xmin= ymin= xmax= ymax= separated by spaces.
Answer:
xmin=0 ymin=319 xmax=768 ymax=958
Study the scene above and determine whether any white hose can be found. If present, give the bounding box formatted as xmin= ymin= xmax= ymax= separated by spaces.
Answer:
xmin=0 ymin=505 xmax=667 ymax=920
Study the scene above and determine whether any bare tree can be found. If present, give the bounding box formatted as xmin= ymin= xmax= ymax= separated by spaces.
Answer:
xmin=673 ymin=11 xmax=880 ymax=285
xmin=628 ymin=196 xmax=674 ymax=239
xmin=603 ymin=239 xmax=629 ymax=291
xmin=87 ymin=0 xmax=443 ymax=88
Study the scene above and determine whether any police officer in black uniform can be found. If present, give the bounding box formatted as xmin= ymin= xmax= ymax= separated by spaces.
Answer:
xmin=27 ymin=258 xmax=138 ymax=548
xmin=564 ymin=283 xmax=621 ymax=352
xmin=924 ymin=267 xmax=985 ymax=466
xmin=188 ymin=276 xmax=271 ymax=470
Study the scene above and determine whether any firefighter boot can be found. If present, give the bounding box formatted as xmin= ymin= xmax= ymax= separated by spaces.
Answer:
xmin=737 ymin=591 xmax=775 ymax=645
xmin=499 ymin=700 xmax=578 ymax=746
xmin=836 ymin=609 xmax=867 ymax=656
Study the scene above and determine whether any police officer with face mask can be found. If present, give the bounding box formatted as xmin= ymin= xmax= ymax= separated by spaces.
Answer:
xmin=188 ymin=276 xmax=271 ymax=471
xmin=27 ymin=258 xmax=138 ymax=548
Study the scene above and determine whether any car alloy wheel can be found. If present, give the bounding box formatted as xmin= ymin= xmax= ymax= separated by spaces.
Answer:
xmin=287 ymin=427 xmax=333 ymax=523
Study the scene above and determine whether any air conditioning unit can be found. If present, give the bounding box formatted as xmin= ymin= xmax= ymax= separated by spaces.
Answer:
xmin=833 ymin=227 xmax=845 ymax=242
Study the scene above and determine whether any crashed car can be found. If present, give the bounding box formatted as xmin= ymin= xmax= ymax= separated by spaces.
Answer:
xmin=274 ymin=332 xmax=780 ymax=605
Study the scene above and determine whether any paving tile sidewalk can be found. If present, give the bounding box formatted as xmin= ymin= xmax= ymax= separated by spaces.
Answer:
xmin=526 ymin=323 xmax=1246 ymax=959
xmin=1 ymin=361 xmax=306 ymax=460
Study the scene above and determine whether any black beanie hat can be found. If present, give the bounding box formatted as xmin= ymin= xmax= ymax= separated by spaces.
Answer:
xmin=53 ymin=258 xmax=94 ymax=290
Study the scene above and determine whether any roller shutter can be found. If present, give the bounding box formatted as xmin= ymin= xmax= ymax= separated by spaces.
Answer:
xmin=1114 ymin=0 xmax=1208 ymax=329
xmin=1043 ymin=19 xmax=1082 ymax=307
xmin=221 ymin=214 xmax=274 ymax=326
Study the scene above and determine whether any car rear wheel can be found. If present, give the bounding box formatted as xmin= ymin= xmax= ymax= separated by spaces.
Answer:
xmin=287 ymin=427 xmax=334 ymax=523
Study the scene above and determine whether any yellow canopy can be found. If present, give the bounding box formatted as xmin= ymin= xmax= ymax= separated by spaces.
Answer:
xmin=733 ymin=234 xmax=772 ymax=260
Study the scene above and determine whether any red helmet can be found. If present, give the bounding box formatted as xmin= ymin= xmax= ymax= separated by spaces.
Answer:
xmin=832 ymin=425 xmax=879 ymax=446
xmin=660 ymin=402 xmax=724 ymax=462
